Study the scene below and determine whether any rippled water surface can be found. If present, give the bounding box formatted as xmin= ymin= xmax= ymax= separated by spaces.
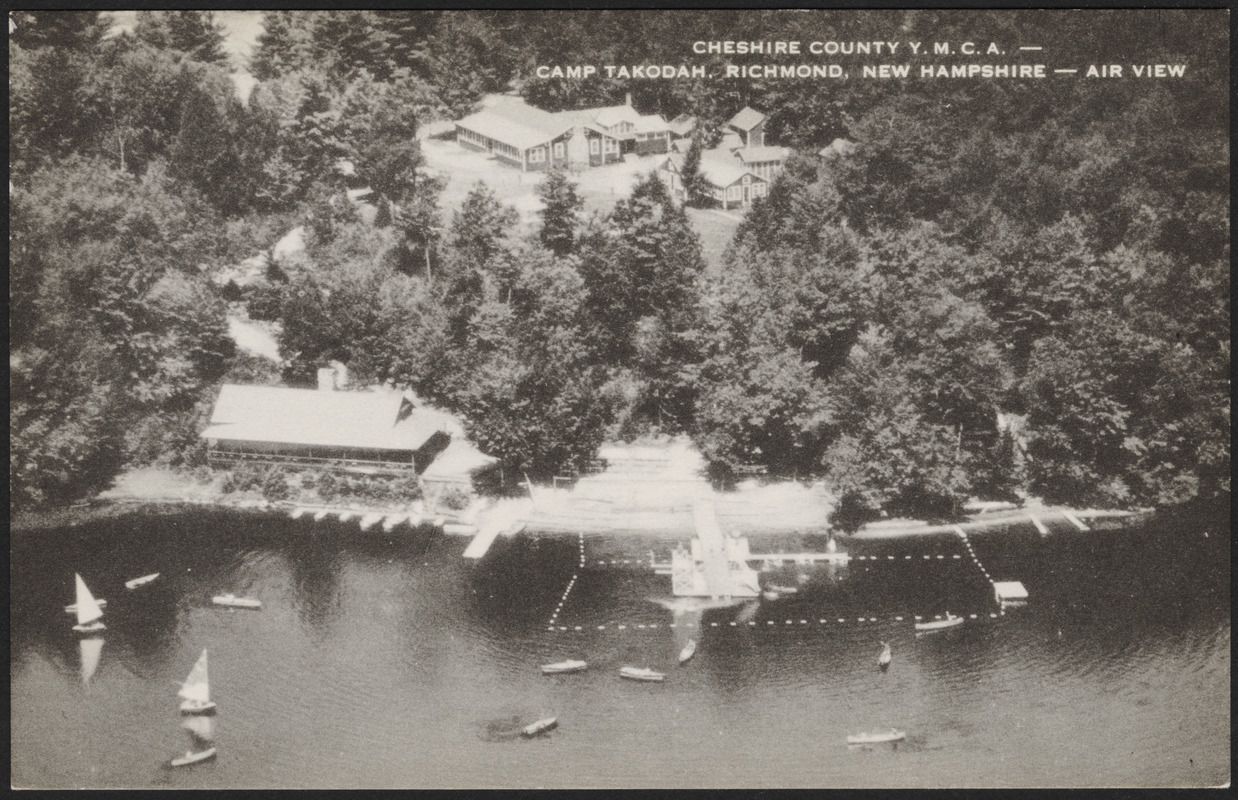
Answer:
xmin=10 ymin=507 xmax=1229 ymax=788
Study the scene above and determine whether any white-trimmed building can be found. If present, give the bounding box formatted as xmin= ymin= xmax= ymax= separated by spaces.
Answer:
xmin=731 ymin=144 xmax=793 ymax=183
xmin=454 ymin=94 xmax=672 ymax=171
xmin=660 ymin=152 xmax=768 ymax=210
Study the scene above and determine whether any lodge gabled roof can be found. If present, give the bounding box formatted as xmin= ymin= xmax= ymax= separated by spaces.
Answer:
xmin=201 ymin=385 xmax=447 ymax=452
xmin=727 ymin=106 xmax=766 ymax=131
xmin=456 ymin=107 xmax=574 ymax=151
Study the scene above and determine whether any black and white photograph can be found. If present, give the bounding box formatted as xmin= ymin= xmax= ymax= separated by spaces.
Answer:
xmin=9 ymin=8 xmax=1230 ymax=789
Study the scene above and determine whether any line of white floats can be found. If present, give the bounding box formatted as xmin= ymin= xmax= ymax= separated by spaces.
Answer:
xmin=287 ymin=506 xmax=448 ymax=532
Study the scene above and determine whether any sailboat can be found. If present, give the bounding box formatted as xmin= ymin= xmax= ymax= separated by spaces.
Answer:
xmin=80 ymin=637 xmax=104 ymax=686
xmin=877 ymin=641 xmax=892 ymax=670
xmin=170 ymin=713 xmax=217 ymax=768
xmin=678 ymin=638 xmax=697 ymax=664
xmin=71 ymin=574 xmax=106 ymax=634
xmin=178 ymin=649 xmax=217 ymax=715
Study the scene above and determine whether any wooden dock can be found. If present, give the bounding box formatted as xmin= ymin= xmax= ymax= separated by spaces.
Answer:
xmin=691 ymin=501 xmax=732 ymax=599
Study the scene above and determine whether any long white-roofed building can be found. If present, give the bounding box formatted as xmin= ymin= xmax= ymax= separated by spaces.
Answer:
xmin=201 ymin=384 xmax=454 ymax=474
xmin=455 ymin=100 xmax=624 ymax=172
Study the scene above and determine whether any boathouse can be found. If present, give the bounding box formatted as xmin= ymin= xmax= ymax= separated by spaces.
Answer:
xmin=201 ymin=384 xmax=451 ymax=473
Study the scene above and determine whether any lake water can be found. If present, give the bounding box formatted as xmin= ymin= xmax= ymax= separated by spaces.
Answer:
xmin=10 ymin=506 xmax=1229 ymax=788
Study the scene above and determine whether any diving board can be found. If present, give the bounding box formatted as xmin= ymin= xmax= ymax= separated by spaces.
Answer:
xmin=463 ymin=522 xmax=509 ymax=559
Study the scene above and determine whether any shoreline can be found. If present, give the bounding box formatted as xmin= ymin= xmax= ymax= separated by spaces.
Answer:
xmin=13 ymin=487 xmax=1149 ymax=541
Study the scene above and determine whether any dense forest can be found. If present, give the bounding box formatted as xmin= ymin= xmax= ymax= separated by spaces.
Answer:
xmin=10 ymin=11 xmax=1229 ymax=526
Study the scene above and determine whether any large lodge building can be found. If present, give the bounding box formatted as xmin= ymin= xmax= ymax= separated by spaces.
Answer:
xmin=455 ymin=94 xmax=672 ymax=173
xmin=454 ymin=96 xmax=795 ymax=211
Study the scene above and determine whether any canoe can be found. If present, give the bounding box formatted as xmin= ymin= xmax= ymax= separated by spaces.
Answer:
xmin=126 ymin=573 xmax=161 ymax=590
xmin=848 ymin=729 xmax=905 ymax=745
xmin=619 ymin=666 xmax=665 ymax=682
xmin=678 ymin=639 xmax=697 ymax=664
xmin=169 ymin=747 xmax=217 ymax=767
xmin=915 ymin=614 xmax=964 ymax=632
xmin=541 ymin=660 xmax=587 ymax=674
xmin=212 ymin=594 xmax=261 ymax=609
xmin=521 ymin=717 xmax=558 ymax=737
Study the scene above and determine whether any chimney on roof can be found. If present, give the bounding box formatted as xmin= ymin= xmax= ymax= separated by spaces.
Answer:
xmin=625 ymin=92 xmax=632 ymax=107
xmin=317 ymin=361 xmax=349 ymax=391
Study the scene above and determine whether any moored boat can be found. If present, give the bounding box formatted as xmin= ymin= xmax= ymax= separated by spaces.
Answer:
xmin=541 ymin=659 xmax=587 ymax=674
xmin=125 ymin=573 xmax=161 ymax=590
xmin=678 ymin=639 xmax=697 ymax=664
xmin=178 ymin=649 xmax=217 ymax=715
xmin=212 ymin=594 xmax=261 ymax=609
xmin=70 ymin=574 xmax=106 ymax=634
xmin=915 ymin=612 xmax=964 ymax=632
xmin=521 ymin=717 xmax=558 ymax=737
xmin=619 ymin=666 xmax=665 ymax=682
xmin=169 ymin=747 xmax=217 ymax=767
xmin=847 ymin=729 xmax=905 ymax=745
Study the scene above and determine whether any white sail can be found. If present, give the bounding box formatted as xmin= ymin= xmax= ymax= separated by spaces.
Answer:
xmin=80 ymin=637 xmax=104 ymax=685
xmin=74 ymin=574 xmax=104 ymax=626
xmin=177 ymin=650 xmax=211 ymax=704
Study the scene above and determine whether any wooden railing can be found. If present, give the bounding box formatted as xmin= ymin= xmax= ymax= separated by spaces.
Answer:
xmin=207 ymin=450 xmax=416 ymax=474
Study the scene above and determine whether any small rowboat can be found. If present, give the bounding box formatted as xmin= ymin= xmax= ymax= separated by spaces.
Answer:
xmin=169 ymin=747 xmax=217 ymax=767
xmin=678 ymin=639 xmax=697 ymax=664
xmin=521 ymin=717 xmax=558 ymax=737
xmin=212 ymin=594 xmax=261 ymax=609
xmin=541 ymin=659 xmax=587 ymax=674
xmin=126 ymin=573 xmax=161 ymax=590
xmin=915 ymin=613 xmax=964 ymax=633
xmin=847 ymin=729 xmax=905 ymax=745
xmin=619 ymin=666 xmax=665 ymax=682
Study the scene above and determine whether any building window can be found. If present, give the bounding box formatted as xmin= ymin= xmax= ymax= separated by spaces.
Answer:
xmin=590 ymin=138 xmax=600 ymax=155
xmin=728 ymin=186 xmax=741 ymax=200
xmin=554 ymin=142 xmax=565 ymax=159
xmin=529 ymin=147 xmax=546 ymax=163
xmin=604 ymin=138 xmax=618 ymax=154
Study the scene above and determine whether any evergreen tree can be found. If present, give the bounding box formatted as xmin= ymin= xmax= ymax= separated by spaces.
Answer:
xmin=133 ymin=11 xmax=228 ymax=64
xmin=249 ymin=10 xmax=313 ymax=80
xmin=536 ymin=167 xmax=582 ymax=257
xmin=9 ymin=10 xmax=108 ymax=51
xmin=679 ymin=135 xmax=706 ymax=208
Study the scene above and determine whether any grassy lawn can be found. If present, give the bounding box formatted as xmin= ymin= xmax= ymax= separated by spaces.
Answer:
xmin=685 ymin=207 xmax=742 ymax=274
